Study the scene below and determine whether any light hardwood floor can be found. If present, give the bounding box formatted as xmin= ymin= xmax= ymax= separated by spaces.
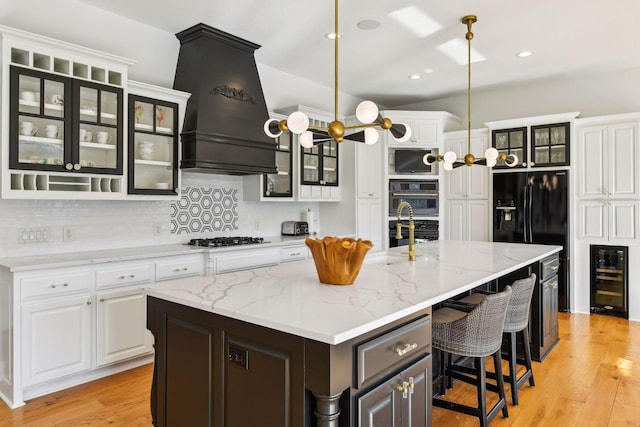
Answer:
xmin=0 ymin=313 xmax=637 ymax=426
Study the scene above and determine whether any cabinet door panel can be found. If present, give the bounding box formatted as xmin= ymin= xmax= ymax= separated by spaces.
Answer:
xmin=356 ymin=376 xmax=400 ymax=427
xmin=96 ymin=289 xmax=152 ymax=367
xmin=610 ymin=201 xmax=637 ymax=240
xmin=22 ymin=295 xmax=92 ymax=386
xmin=609 ymin=123 xmax=638 ymax=198
xmin=579 ymin=201 xmax=607 ymax=240
xmin=578 ymin=126 xmax=606 ymax=198
xmin=401 ymin=355 xmax=432 ymax=427
xmin=446 ymin=200 xmax=466 ymax=241
xmin=467 ymin=200 xmax=489 ymax=242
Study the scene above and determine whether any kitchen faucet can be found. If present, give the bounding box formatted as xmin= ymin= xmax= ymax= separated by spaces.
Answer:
xmin=395 ymin=201 xmax=416 ymax=261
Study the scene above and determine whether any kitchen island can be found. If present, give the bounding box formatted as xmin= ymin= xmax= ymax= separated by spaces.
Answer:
xmin=146 ymin=240 xmax=561 ymax=426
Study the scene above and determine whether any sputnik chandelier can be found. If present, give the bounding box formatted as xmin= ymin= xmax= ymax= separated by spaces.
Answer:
xmin=423 ymin=15 xmax=518 ymax=170
xmin=263 ymin=0 xmax=411 ymax=148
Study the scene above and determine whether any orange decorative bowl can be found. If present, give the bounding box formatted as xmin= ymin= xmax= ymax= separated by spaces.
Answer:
xmin=305 ymin=236 xmax=373 ymax=285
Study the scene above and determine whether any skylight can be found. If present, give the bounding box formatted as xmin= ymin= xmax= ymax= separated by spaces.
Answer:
xmin=388 ymin=6 xmax=442 ymax=38
xmin=437 ymin=38 xmax=486 ymax=65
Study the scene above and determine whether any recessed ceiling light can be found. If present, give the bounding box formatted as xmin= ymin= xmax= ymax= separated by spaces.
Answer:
xmin=357 ymin=20 xmax=381 ymax=30
xmin=409 ymin=74 xmax=422 ymax=80
xmin=517 ymin=51 xmax=532 ymax=58
xmin=325 ymin=32 xmax=341 ymax=40
xmin=388 ymin=6 xmax=442 ymax=38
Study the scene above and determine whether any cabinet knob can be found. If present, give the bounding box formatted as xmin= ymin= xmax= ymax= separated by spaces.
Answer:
xmin=73 ymin=164 xmax=81 ymax=171
xmin=530 ymin=162 xmax=535 ymax=166
xmin=99 ymin=298 xmax=105 ymax=302
xmin=65 ymin=163 xmax=73 ymax=171
xmin=86 ymin=299 xmax=92 ymax=305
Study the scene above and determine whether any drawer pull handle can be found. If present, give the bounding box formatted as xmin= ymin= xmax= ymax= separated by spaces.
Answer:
xmin=395 ymin=342 xmax=418 ymax=356
xmin=549 ymin=265 xmax=560 ymax=271
xmin=173 ymin=267 xmax=189 ymax=272
xmin=86 ymin=300 xmax=92 ymax=305
xmin=408 ymin=377 xmax=415 ymax=394
xmin=396 ymin=382 xmax=409 ymax=399
xmin=99 ymin=298 xmax=105 ymax=302
xmin=118 ymin=274 xmax=136 ymax=280
xmin=49 ymin=283 xmax=69 ymax=289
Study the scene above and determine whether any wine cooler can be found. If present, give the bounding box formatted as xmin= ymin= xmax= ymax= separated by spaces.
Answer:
xmin=590 ymin=245 xmax=628 ymax=319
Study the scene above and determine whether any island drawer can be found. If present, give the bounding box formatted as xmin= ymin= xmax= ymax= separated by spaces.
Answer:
xmin=541 ymin=255 xmax=560 ymax=281
xmin=355 ymin=315 xmax=431 ymax=388
xmin=96 ymin=263 xmax=153 ymax=289
xmin=21 ymin=271 xmax=91 ymax=301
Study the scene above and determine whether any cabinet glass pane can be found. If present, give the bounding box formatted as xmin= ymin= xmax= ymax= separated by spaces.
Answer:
xmin=323 ymin=157 xmax=337 ymax=184
xmin=535 ymin=147 xmax=549 ymax=163
xmin=156 ymin=105 xmax=174 ymax=134
xmin=534 ymin=128 xmax=549 ymax=146
xmin=43 ymin=80 xmax=64 ymax=118
xmin=17 ymin=115 xmax=64 ymax=165
xmin=79 ymin=87 xmax=98 ymax=121
xmin=133 ymin=100 xmax=154 ymax=131
xmin=550 ymin=126 xmax=566 ymax=145
xmin=78 ymin=126 xmax=117 ymax=169
xmin=100 ymin=91 xmax=119 ymax=126
xmin=133 ymin=134 xmax=174 ymax=190
xmin=18 ymin=75 xmax=41 ymax=114
xmin=510 ymin=130 xmax=524 ymax=147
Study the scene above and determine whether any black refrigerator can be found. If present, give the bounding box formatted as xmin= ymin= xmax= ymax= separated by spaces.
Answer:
xmin=492 ymin=170 xmax=570 ymax=311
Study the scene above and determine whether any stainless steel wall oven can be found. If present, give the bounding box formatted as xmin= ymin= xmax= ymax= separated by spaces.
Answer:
xmin=389 ymin=179 xmax=439 ymax=217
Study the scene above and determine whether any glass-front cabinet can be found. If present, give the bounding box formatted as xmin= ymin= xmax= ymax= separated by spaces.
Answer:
xmin=530 ymin=122 xmax=570 ymax=167
xmin=10 ymin=66 xmax=123 ymax=174
xmin=128 ymin=95 xmax=178 ymax=195
xmin=301 ymin=132 xmax=338 ymax=186
xmin=264 ymin=132 xmax=292 ymax=197
xmin=492 ymin=127 xmax=526 ymax=168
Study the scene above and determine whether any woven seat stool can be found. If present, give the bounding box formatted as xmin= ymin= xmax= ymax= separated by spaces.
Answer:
xmin=460 ymin=274 xmax=537 ymax=406
xmin=432 ymin=286 xmax=512 ymax=427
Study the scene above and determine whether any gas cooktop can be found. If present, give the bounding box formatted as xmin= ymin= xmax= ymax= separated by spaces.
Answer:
xmin=187 ymin=236 xmax=266 ymax=248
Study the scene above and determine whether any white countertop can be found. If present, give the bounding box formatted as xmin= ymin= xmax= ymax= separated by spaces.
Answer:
xmin=146 ymin=240 xmax=561 ymax=345
xmin=0 ymin=236 xmax=309 ymax=272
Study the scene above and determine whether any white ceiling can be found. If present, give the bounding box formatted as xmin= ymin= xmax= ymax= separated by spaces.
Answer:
xmin=77 ymin=0 xmax=640 ymax=108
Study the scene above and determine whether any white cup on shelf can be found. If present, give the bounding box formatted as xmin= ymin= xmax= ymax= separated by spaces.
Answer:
xmin=96 ymin=131 xmax=110 ymax=144
xmin=19 ymin=121 xmax=38 ymax=136
xmin=138 ymin=141 xmax=155 ymax=160
xmin=45 ymin=124 xmax=59 ymax=138
xmin=20 ymin=91 xmax=37 ymax=102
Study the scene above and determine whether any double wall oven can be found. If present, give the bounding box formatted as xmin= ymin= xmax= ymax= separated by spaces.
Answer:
xmin=388 ymin=179 xmax=439 ymax=247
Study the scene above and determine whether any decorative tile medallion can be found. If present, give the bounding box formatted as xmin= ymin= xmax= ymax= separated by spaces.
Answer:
xmin=170 ymin=186 xmax=238 ymax=234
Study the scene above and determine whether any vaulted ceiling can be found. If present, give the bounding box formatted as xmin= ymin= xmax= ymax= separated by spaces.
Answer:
xmin=78 ymin=0 xmax=640 ymax=107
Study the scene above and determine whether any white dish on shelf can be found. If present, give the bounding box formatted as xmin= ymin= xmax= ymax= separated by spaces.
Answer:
xmin=80 ymin=108 xmax=97 ymax=116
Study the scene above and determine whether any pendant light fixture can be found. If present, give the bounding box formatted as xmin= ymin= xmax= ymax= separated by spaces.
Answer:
xmin=423 ymin=15 xmax=518 ymax=170
xmin=263 ymin=0 xmax=411 ymax=148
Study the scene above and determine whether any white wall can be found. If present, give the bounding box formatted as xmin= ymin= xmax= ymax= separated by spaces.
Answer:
xmin=0 ymin=0 xmax=363 ymax=258
xmin=397 ymin=67 xmax=640 ymax=126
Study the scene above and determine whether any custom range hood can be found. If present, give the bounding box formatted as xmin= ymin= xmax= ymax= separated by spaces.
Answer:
xmin=173 ymin=23 xmax=276 ymax=175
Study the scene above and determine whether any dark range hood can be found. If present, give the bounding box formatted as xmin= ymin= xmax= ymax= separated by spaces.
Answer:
xmin=173 ymin=23 xmax=276 ymax=175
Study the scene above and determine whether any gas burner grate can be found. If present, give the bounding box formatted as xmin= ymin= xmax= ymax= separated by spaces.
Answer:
xmin=187 ymin=236 xmax=265 ymax=247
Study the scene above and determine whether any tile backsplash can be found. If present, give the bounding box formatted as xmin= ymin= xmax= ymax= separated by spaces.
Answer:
xmin=171 ymin=186 xmax=238 ymax=234
xmin=0 ymin=174 xmax=317 ymax=258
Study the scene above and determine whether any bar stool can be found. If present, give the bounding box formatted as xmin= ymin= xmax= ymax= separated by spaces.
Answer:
xmin=459 ymin=274 xmax=537 ymax=405
xmin=432 ymin=286 xmax=512 ymax=427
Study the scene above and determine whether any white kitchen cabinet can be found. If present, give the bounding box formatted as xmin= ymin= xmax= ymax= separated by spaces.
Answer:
xmin=21 ymin=294 xmax=92 ymax=387
xmin=279 ymin=243 xmax=308 ymax=263
xmin=154 ymin=253 xmax=203 ymax=281
xmin=356 ymin=142 xmax=383 ymax=199
xmin=357 ymin=198 xmax=383 ymax=250
xmin=96 ymin=288 xmax=153 ymax=367
xmin=445 ymin=199 xmax=489 ymax=241
xmin=578 ymin=200 xmax=637 ymax=241
xmin=213 ymin=248 xmax=280 ymax=274
xmin=381 ymin=111 xmax=461 ymax=148
xmin=577 ymin=120 xmax=639 ymax=199
xmin=443 ymin=130 xmax=490 ymax=242
xmin=444 ymin=129 xmax=489 ymax=200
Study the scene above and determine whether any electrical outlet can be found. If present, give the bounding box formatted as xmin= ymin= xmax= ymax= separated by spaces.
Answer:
xmin=154 ymin=223 xmax=163 ymax=235
xmin=63 ymin=226 xmax=74 ymax=242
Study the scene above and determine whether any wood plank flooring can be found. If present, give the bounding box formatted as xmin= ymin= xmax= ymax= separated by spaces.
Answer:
xmin=0 ymin=313 xmax=637 ymax=426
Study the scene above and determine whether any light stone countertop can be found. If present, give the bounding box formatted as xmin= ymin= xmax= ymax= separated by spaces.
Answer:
xmin=146 ymin=240 xmax=561 ymax=345
xmin=0 ymin=236 xmax=310 ymax=272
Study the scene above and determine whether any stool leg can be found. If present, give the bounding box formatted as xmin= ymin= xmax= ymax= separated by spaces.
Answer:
xmin=492 ymin=351 xmax=509 ymax=419
xmin=475 ymin=357 xmax=488 ymax=427
xmin=439 ymin=349 xmax=448 ymax=396
xmin=522 ymin=326 xmax=535 ymax=387
xmin=507 ymin=331 xmax=518 ymax=405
